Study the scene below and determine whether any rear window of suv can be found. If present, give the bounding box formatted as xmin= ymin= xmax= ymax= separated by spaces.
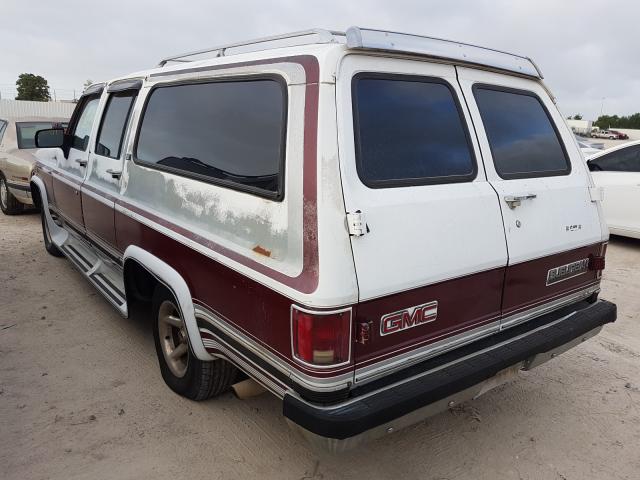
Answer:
xmin=473 ymin=86 xmax=570 ymax=179
xmin=135 ymin=78 xmax=286 ymax=199
xmin=352 ymin=74 xmax=476 ymax=187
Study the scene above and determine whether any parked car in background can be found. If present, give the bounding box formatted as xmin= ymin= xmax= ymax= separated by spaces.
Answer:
xmin=588 ymin=140 xmax=640 ymax=239
xmin=592 ymin=130 xmax=619 ymax=140
xmin=31 ymin=27 xmax=616 ymax=450
xmin=0 ymin=117 xmax=68 ymax=214
xmin=608 ymin=130 xmax=629 ymax=140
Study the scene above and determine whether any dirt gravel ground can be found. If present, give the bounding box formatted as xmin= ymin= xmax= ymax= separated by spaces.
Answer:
xmin=1 ymin=212 xmax=639 ymax=480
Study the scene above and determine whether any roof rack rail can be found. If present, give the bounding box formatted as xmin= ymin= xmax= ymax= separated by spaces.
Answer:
xmin=157 ymin=29 xmax=345 ymax=67
xmin=156 ymin=26 xmax=542 ymax=79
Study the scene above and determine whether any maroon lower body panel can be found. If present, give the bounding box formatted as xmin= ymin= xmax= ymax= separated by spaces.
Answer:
xmin=51 ymin=174 xmax=84 ymax=229
xmin=502 ymin=243 xmax=603 ymax=316
xmin=354 ymin=268 xmax=505 ymax=367
xmin=36 ymin=166 xmax=56 ymax=205
xmin=81 ymin=191 xmax=117 ymax=247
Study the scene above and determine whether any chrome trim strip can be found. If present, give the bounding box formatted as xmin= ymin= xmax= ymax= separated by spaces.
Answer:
xmin=354 ymin=319 xmax=500 ymax=385
xmin=354 ymin=283 xmax=600 ymax=386
xmin=200 ymin=329 xmax=287 ymax=398
xmin=500 ymin=283 xmax=599 ymax=330
xmin=194 ymin=304 xmax=354 ymax=392
xmin=51 ymin=170 xmax=83 ymax=188
xmin=81 ymin=185 xmax=115 ymax=208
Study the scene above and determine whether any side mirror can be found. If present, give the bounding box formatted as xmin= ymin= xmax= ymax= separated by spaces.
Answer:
xmin=35 ymin=128 xmax=65 ymax=148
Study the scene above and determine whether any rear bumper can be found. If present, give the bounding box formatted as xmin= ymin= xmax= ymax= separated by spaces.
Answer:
xmin=283 ymin=299 xmax=616 ymax=451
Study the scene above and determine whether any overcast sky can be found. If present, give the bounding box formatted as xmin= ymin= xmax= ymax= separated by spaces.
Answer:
xmin=2 ymin=0 xmax=638 ymax=120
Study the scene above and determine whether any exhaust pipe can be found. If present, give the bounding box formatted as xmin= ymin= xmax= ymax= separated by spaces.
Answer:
xmin=231 ymin=378 xmax=267 ymax=399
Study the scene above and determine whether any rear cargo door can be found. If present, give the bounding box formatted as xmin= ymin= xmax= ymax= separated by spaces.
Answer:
xmin=456 ymin=67 xmax=604 ymax=327
xmin=337 ymin=55 xmax=508 ymax=381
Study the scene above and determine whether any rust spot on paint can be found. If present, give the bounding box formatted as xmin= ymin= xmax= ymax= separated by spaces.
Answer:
xmin=252 ymin=245 xmax=271 ymax=258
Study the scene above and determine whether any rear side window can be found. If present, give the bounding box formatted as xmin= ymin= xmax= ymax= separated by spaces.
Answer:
xmin=135 ymin=78 xmax=286 ymax=198
xmin=0 ymin=120 xmax=7 ymax=144
xmin=95 ymin=92 xmax=136 ymax=159
xmin=352 ymin=74 xmax=476 ymax=187
xmin=474 ymin=86 xmax=570 ymax=179
xmin=589 ymin=145 xmax=640 ymax=172
xmin=70 ymin=97 xmax=100 ymax=151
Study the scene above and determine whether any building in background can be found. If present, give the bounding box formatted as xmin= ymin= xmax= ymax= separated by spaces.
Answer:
xmin=567 ymin=119 xmax=593 ymax=136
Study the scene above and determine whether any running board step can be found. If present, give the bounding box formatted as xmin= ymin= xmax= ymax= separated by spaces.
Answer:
xmin=60 ymin=234 xmax=127 ymax=316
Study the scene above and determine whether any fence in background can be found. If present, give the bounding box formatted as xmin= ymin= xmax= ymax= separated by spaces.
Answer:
xmin=0 ymin=99 xmax=76 ymax=119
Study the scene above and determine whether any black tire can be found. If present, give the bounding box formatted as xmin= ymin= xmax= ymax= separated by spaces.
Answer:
xmin=0 ymin=174 xmax=24 ymax=215
xmin=40 ymin=206 xmax=64 ymax=257
xmin=152 ymin=285 xmax=237 ymax=400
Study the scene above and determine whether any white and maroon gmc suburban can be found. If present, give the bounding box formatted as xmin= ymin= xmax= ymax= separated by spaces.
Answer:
xmin=31 ymin=27 xmax=616 ymax=450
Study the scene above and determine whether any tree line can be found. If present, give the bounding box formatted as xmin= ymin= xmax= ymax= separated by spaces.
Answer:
xmin=594 ymin=114 xmax=640 ymax=130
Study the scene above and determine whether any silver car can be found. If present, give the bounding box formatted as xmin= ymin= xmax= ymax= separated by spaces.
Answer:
xmin=0 ymin=117 xmax=68 ymax=214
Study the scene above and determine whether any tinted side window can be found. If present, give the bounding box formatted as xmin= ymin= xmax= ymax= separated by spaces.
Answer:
xmin=474 ymin=87 xmax=570 ymax=179
xmin=16 ymin=122 xmax=59 ymax=149
xmin=353 ymin=75 xmax=476 ymax=187
xmin=589 ymin=145 xmax=640 ymax=172
xmin=70 ymin=97 xmax=100 ymax=151
xmin=95 ymin=92 xmax=136 ymax=159
xmin=135 ymin=79 xmax=286 ymax=198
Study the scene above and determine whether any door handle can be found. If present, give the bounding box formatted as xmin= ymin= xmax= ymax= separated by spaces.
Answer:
xmin=75 ymin=159 xmax=87 ymax=167
xmin=504 ymin=194 xmax=537 ymax=209
xmin=106 ymin=169 xmax=122 ymax=179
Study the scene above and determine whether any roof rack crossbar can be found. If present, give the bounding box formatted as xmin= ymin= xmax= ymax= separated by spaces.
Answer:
xmin=157 ymin=29 xmax=345 ymax=66
xmin=345 ymin=27 xmax=543 ymax=79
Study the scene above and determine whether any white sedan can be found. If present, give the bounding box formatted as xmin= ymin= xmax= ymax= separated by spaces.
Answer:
xmin=588 ymin=140 xmax=640 ymax=239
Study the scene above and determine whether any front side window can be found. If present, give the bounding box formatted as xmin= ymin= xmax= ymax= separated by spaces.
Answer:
xmin=70 ymin=97 xmax=100 ymax=151
xmin=95 ymin=92 xmax=136 ymax=159
xmin=135 ymin=78 xmax=286 ymax=198
xmin=352 ymin=74 xmax=476 ymax=187
xmin=474 ymin=86 xmax=570 ymax=179
xmin=589 ymin=145 xmax=640 ymax=172
xmin=16 ymin=122 xmax=60 ymax=149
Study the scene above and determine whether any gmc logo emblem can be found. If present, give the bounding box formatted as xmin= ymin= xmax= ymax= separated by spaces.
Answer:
xmin=380 ymin=301 xmax=438 ymax=336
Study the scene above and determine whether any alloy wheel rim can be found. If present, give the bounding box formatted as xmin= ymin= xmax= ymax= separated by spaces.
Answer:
xmin=0 ymin=179 xmax=7 ymax=208
xmin=158 ymin=300 xmax=189 ymax=378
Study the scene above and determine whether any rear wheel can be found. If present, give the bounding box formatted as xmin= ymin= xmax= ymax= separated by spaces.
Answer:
xmin=40 ymin=206 xmax=63 ymax=257
xmin=152 ymin=286 xmax=237 ymax=400
xmin=0 ymin=175 xmax=24 ymax=215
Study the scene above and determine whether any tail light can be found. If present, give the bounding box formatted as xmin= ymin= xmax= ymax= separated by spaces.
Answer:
xmin=291 ymin=306 xmax=352 ymax=367
xmin=589 ymin=254 xmax=606 ymax=272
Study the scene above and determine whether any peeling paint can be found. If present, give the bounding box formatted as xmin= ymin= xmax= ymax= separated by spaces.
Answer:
xmin=252 ymin=245 xmax=272 ymax=257
xmin=124 ymin=163 xmax=294 ymax=262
